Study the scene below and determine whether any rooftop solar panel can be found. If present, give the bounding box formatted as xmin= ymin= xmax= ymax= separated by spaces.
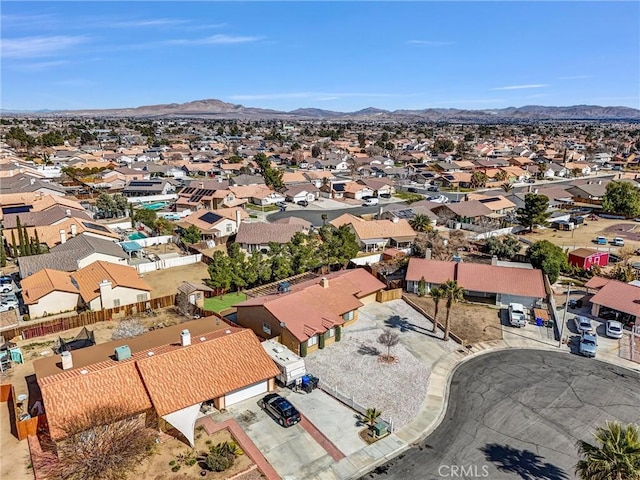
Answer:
xmin=200 ymin=212 xmax=222 ymax=224
xmin=82 ymin=222 xmax=111 ymax=233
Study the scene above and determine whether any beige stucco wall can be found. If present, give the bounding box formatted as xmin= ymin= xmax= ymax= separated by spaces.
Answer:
xmin=236 ymin=305 xmax=283 ymax=340
xmin=28 ymin=291 xmax=79 ymax=319
xmin=359 ymin=293 xmax=378 ymax=305
xmin=87 ymin=286 xmax=150 ymax=310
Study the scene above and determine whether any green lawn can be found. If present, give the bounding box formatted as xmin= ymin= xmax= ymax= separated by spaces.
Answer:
xmin=203 ymin=292 xmax=247 ymax=312
xmin=245 ymin=203 xmax=280 ymax=212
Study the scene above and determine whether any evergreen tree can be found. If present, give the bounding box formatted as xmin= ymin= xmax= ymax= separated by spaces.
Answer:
xmin=24 ymin=226 xmax=32 ymax=255
xmin=16 ymin=217 xmax=26 ymax=256
xmin=34 ymin=229 xmax=41 ymax=255
xmin=0 ymin=230 xmax=6 ymax=267
xmin=10 ymin=230 xmax=18 ymax=258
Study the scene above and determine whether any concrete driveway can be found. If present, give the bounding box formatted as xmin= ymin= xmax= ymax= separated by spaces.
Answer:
xmin=224 ymin=395 xmax=331 ymax=480
xmin=365 ymin=350 xmax=640 ymax=480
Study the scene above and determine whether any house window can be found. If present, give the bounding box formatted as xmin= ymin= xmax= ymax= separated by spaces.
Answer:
xmin=328 ymin=328 xmax=336 ymax=338
xmin=113 ymin=299 xmax=121 ymax=307
xmin=137 ymin=294 xmax=147 ymax=303
xmin=343 ymin=311 xmax=354 ymax=321
xmin=262 ymin=323 xmax=271 ymax=335
xmin=226 ymin=224 xmax=233 ymax=233
xmin=307 ymin=335 xmax=318 ymax=346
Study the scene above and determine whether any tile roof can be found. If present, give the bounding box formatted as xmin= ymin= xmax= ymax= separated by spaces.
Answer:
xmin=584 ymin=276 xmax=611 ymax=290
xmin=72 ymin=261 xmax=151 ymax=302
xmin=350 ymin=219 xmax=416 ymax=241
xmin=405 ymin=259 xmax=546 ymax=298
xmin=590 ymin=280 xmax=640 ymax=317
xmin=21 ymin=269 xmax=78 ymax=304
xmin=235 ymin=223 xmax=304 ymax=245
xmin=237 ymin=269 xmax=385 ymax=342
xmin=329 ymin=213 xmax=363 ymax=228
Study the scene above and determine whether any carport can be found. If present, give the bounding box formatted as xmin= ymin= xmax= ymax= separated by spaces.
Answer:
xmin=119 ymin=240 xmax=144 ymax=259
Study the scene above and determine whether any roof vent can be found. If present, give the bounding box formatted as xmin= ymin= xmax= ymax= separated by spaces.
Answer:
xmin=225 ymin=330 xmax=231 ymax=334
xmin=199 ymin=336 xmax=206 ymax=342
xmin=80 ymin=369 xmax=88 ymax=375
xmin=114 ymin=345 xmax=132 ymax=361
xmin=320 ymin=277 xmax=329 ymax=289
xmin=147 ymin=351 xmax=154 ymax=356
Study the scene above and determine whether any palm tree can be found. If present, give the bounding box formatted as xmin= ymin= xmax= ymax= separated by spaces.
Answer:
xmin=494 ymin=170 xmax=509 ymax=182
xmin=362 ymin=408 xmax=382 ymax=430
xmin=470 ymin=172 xmax=488 ymax=188
xmin=576 ymin=421 xmax=640 ymax=480
xmin=430 ymin=286 xmax=444 ymax=333
xmin=409 ymin=214 xmax=432 ymax=233
xmin=440 ymin=280 xmax=464 ymax=341
xmin=501 ymin=182 xmax=514 ymax=193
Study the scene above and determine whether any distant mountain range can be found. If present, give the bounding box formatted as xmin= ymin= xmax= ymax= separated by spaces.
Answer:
xmin=5 ymin=99 xmax=640 ymax=121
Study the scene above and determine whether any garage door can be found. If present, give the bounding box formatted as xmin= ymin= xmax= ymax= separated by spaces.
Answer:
xmin=224 ymin=381 xmax=268 ymax=406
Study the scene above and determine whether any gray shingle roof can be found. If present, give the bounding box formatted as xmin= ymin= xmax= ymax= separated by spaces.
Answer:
xmin=235 ymin=223 xmax=304 ymax=245
xmin=51 ymin=234 xmax=127 ymax=259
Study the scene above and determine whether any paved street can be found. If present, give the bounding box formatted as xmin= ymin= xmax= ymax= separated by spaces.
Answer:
xmin=364 ymin=350 xmax=640 ymax=480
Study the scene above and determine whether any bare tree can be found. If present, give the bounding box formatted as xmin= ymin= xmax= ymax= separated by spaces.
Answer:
xmin=111 ymin=318 xmax=147 ymax=341
xmin=377 ymin=329 xmax=400 ymax=361
xmin=36 ymin=406 xmax=157 ymax=480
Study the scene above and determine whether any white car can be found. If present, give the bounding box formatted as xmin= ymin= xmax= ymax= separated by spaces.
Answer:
xmin=508 ymin=303 xmax=527 ymax=327
xmin=573 ymin=315 xmax=594 ymax=334
xmin=612 ymin=237 xmax=625 ymax=247
xmin=605 ymin=320 xmax=624 ymax=339
xmin=0 ymin=297 xmax=18 ymax=312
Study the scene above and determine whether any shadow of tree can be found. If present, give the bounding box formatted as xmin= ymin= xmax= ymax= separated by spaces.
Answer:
xmin=480 ymin=443 xmax=569 ymax=480
xmin=357 ymin=344 xmax=381 ymax=356
xmin=384 ymin=315 xmax=435 ymax=337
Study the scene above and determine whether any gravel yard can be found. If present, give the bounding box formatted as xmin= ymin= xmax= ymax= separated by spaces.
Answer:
xmin=304 ymin=300 xmax=457 ymax=429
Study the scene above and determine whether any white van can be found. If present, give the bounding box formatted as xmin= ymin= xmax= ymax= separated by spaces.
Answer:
xmin=363 ymin=197 xmax=379 ymax=206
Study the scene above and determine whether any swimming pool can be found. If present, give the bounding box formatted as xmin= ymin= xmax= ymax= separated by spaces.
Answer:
xmin=142 ymin=202 xmax=167 ymax=211
xmin=128 ymin=232 xmax=147 ymax=240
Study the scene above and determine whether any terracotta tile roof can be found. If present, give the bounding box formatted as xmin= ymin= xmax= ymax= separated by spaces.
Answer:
xmin=237 ymin=269 xmax=385 ymax=342
xmin=235 ymin=223 xmax=304 ymax=245
xmin=584 ymin=276 xmax=611 ymax=290
xmin=21 ymin=268 xmax=78 ymax=304
xmin=590 ymin=280 xmax=640 ymax=317
xmin=3 ymin=218 xmax=120 ymax=248
xmin=136 ymin=328 xmax=279 ymax=416
xmin=350 ymin=219 xmax=416 ymax=241
xmin=72 ymin=261 xmax=151 ymax=302
xmin=406 ymin=259 xmax=546 ymax=298
xmin=329 ymin=213 xmax=363 ymax=228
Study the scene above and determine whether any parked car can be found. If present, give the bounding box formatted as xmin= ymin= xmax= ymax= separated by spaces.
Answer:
xmin=605 ymin=320 xmax=624 ymax=339
xmin=379 ymin=193 xmax=392 ymax=199
xmin=573 ymin=315 xmax=594 ymax=334
xmin=0 ymin=277 xmax=13 ymax=294
xmin=594 ymin=236 xmax=607 ymax=245
xmin=427 ymin=185 xmax=439 ymax=192
xmin=275 ymin=202 xmax=287 ymax=209
xmin=579 ymin=332 xmax=598 ymax=358
xmin=0 ymin=297 xmax=18 ymax=312
xmin=363 ymin=197 xmax=379 ymax=206
xmin=508 ymin=303 xmax=527 ymax=327
xmin=260 ymin=393 xmax=301 ymax=427
xmin=407 ymin=187 xmax=418 ymax=193
xmin=612 ymin=237 xmax=625 ymax=247
xmin=296 ymin=200 xmax=309 ymax=207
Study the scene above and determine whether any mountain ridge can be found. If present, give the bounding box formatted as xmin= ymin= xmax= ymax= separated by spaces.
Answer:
xmin=4 ymin=99 xmax=640 ymax=121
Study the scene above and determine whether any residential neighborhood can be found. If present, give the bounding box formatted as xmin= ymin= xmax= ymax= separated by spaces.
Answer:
xmin=1 ymin=116 xmax=640 ymax=480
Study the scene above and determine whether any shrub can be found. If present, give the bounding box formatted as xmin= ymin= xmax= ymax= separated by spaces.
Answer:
xmin=171 ymin=465 xmax=181 ymax=472
xmin=111 ymin=318 xmax=147 ymax=340
xmin=205 ymin=452 xmax=234 ymax=472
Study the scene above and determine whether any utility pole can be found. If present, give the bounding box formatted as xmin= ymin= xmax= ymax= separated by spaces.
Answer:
xmin=558 ymin=282 xmax=572 ymax=347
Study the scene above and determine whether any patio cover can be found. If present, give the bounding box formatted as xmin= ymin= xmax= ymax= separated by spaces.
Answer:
xmin=161 ymin=402 xmax=202 ymax=447
xmin=120 ymin=241 xmax=144 ymax=253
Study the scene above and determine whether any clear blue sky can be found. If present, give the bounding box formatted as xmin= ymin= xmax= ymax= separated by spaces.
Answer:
xmin=2 ymin=2 xmax=639 ymax=112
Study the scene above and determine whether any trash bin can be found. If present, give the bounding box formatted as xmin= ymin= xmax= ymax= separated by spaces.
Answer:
xmin=576 ymin=299 xmax=583 ymax=308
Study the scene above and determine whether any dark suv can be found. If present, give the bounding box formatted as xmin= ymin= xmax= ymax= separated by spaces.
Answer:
xmin=260 ymin=394 xmax=301 ymax=427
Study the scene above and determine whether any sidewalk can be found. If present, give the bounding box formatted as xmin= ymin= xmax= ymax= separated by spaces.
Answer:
xmin=302 ymin=324 xmax=640 ymax=480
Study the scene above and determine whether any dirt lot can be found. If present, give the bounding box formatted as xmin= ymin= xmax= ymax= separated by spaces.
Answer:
xmin=143 ymin=262 xmax=211 ymax=298
xmin=404 ymin=293 xmax=503 ymax=344
xmin=1 ymin=309 xmax=187 ymax=402
xmin=525 ymin=218 xmax=640 ymax=251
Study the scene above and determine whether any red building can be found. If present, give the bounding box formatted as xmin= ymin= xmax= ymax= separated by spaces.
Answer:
xmin=568 ymin=248 xmax=609 ymax=270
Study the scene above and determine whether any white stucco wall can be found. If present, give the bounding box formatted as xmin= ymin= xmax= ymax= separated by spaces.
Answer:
xmin=99 ymin=286 xmax=150 ymax=309
xmin=77 ymin=253 xmax=128 ymax=269
xmin=28 ymin=291 xmax=79 ymax=318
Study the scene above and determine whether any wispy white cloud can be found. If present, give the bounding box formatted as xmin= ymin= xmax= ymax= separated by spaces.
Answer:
xmin=556 ymin=75 xmax=591 ymax=80
xmin=1 ymin=14 xmax=54 ymax=27
xmin=111 ymin=18 xmax=189 ymax=28
xmin=407 ymin=40 xmax=454 ymax=46
xmin=1 ymin=35 xmax=88 ymax=58
xmin=492 ymin=84 xmax=549 ymax=91
xmin=55 ymin=78 xmax=97 ymax=87
xmin=10 ymin=60 xmax=69 ymax=71
xmin=163 ymin=34 xmax=261 ymax=46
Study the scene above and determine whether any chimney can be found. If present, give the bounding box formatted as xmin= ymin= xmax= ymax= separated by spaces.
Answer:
xmin=59 ymin=229 xmax=67 ymax=244
xmin=70 ymin=224 xmax=77 ymax=237
xmin=218 ymin=177 xmax=223 ymax=183
xmin=30 ymin=178 xmax=36 ymax=185
xmin=392 ymin=217 xmax=399 ymax=223
xmin=235 ymin=209 xmax=242 ymax=229
xmin=320 ymin=277 xmax=329 ymax=289
xmin=425 ymin=248 xmax=432 ymax=260
xmin=180 ymin=329 xmax=191 ymax=346
xmin=99 ymin=280 xmax=112 ymax=301
xmin=491 ymin=255 xmax=498 ymax=265
xmin=65 ymin=209 xmax=71 ymax=217
xmin=61 ymin=351 xmax=73 ymax=370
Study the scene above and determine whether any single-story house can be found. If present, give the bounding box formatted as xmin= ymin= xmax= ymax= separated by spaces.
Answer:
xmin=34 ymin=320 xmax=280 ymax=447
xmin=405 ymin=258 xmax=546 ymax=308
xmin=568 ymin=248 xmax=609 ymax=269
xmin=235 ymin=269 xmax=386 ymax=356
xmin=283 ymin=184 xmax=319 ymax=204
xmin=590 ymin=280 xmax=640 ymax=324
xmin=235 ymin=223 xmax=306 ymax=253
xmin=21 ymin=269 xmax=81 ymax=319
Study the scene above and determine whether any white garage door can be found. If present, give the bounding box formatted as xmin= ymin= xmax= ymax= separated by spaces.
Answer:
xmin=225 ymin=381 xmax=268 ymax=406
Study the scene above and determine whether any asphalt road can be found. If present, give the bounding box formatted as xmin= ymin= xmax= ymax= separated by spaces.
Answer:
xmin=268 ymin=205 xmax=384 ymax=226
xmin=363 ymin=350 xmax=640 ymax=480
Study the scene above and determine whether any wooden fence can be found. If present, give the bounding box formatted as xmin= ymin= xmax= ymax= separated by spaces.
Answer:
xmin=4 ymin=295 xmax=176 ymax=341
xmin=1 ymin=383 xmax=41 ymax=441
xmin=376 ymin=288 xmax=403 ymax=303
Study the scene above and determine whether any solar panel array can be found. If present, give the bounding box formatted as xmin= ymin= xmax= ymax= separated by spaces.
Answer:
xmin=82 ymin=221 xmax=111 ymax=233
xmin=200 ymin=212 xmax=222 ymax=224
